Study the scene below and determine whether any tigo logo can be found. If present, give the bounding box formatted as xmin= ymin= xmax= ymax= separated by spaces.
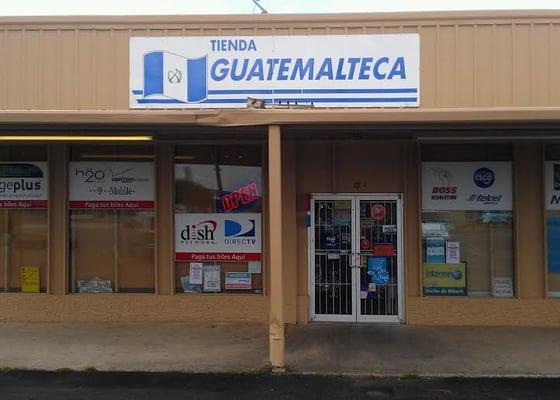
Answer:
xmin=473 ymin=168 xmax=495 ymax=188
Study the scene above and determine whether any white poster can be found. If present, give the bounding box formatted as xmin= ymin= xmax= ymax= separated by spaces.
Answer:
xmin=0 ymin=162 xmax=48 ymax=209
xmin=492 ymin=277 xmax=513 ymax=297
xmin=175 ymin=213 xmax=262 ymax=262
xmin=445 ymin=241 xmax=461 ymax=264
xmin=130 ymin=34 xmax=419 ymax=109
xmin=189 ymin=263 xmax=203 ymax=285
xmin=69 ymin=162 xmax=155 ymax=210
xmin=545 ymin=161 xmax=560 ymax=210
xmin=203 ymin=265 xmax=221 ymax=293
xmin=422 ymin=162 xmax=513 ymax=211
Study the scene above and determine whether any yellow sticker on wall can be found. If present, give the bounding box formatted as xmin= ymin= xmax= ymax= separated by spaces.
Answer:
xmin=21 ymin=266 xmax=40 ymax=293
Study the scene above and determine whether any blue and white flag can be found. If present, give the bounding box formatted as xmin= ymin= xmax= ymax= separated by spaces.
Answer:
xmin=143 ymin=51 xmax=207 ymax=103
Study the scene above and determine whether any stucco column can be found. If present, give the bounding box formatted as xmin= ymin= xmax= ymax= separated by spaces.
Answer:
xmin=268 ymin=124 xmax=285 ymax=369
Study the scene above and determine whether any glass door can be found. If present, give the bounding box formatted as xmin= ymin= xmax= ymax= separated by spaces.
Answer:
xmin=356 ymin=196 xmax=403 ymax=322
xmin=310 ymin=194 xmax=403 ymax=323
xmin=310 ymin=195 xmax=356 ymax=322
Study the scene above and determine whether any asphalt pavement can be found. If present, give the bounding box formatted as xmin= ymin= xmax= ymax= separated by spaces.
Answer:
xmin=0 ymin=371 xmax=559 ymax=399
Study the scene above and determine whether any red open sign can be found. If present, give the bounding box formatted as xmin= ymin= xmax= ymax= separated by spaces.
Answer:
xmin=221 ymin=182 xmax=260 ymax=212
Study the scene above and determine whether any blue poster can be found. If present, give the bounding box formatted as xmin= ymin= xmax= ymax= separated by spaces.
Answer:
xmin=548 ymin=217 xmax=560 ymax=273
xmin=426 ymin=238 xmax=446 ymax=264
xmin=367 ymin=256 xmax=389 ymax=285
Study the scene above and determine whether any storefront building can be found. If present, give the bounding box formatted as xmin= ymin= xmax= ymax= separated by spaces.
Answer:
xmin=1 ymin=11 xmax=560 ymax=366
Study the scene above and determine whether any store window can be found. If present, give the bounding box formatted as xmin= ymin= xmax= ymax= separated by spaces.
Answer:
xmin=0 ymin=146 xmax=48 ymax=293
xmin=68 ymin=145 xmax=155 ymax=293
xmin=175 ymin=145 xmax=263 ymax=294
xmin=421 ymin=144 xmax=515 ymax=297
xmin=546 ymin=145 xmax=560 ymax=297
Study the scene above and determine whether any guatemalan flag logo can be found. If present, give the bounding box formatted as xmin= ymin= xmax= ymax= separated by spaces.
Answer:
xmin=142 ymin=51 xmax=208 ymax=103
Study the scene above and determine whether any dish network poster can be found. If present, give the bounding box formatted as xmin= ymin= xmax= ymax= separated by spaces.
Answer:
xmin=175 ymin=213 xmax=262 ymax=262
xmin=68 ymin=162 xmax=155 ymax=210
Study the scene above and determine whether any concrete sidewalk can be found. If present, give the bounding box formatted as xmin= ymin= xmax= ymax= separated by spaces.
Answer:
xmin=0 ymin=322 xmax=268 ymax=372
xmin=0 ymin=322 xmax=559 ymax=376
xmin=285 ymin=323 xmax=560 ymax=376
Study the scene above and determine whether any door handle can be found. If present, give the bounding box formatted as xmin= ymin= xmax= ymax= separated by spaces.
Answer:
xmin=355 ymin=253 xmax=362 ymax=269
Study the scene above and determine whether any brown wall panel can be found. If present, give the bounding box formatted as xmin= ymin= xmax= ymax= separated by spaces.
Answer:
xmin=515 ymin=143 xmax=545 ymax=298
xmin=403 ymin=142 xmax=420 ymax=300
xmin=155 ymin=141 xmax=174 ymax=295
xmin=408 ymin=297 xmax=560 ymax=326
xmin=281 ymin=141 xmax=298 ymax=323
xmin=48 ymin=144 xmax=67 ymax=295
xmin=1 ymin=13 xmax=560 ymax=111
xmin=0 ymin=294 xmax=268 ymax=323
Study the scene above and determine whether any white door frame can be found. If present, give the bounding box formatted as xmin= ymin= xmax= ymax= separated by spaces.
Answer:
xmin=308 ymin=194 xmax=356 ymax=322
xmin=308 ymin=193 xmax=404 ymax=323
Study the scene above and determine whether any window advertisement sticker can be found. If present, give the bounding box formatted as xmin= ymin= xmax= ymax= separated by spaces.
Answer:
xmin=422 ymin=162 xmax=513 ymax=211
xmin=69 ymin=162 xmax=155 ymax=210
xmin=225 ymin=272 xmax=252 ymax=290
xmin=423 ymin=263 xmax=467 ymax=296
xmin=545 ymin=162 xmax=560 ymax=210
xmin=175 ymin=213 xmax=262 ymax=262
xmin=203 ymin=265 xmax=221 ymax=293
xmin=0 ymin=162 xmax=48 ymax=209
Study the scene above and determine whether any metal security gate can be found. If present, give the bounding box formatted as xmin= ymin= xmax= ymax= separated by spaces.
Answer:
xmin=309 ymin=194 xmax=403 ymax=323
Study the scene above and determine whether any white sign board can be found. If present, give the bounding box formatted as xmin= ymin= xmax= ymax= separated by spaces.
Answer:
xmin=69 ymin=162 xmax=155 ymax=210
xmin=175 ymin=213 xmax=262 ymax=262
xmin=130 ymin=34 xmax=420 ymax=108
xmin=203 ymin=265 xmax=221 ymax=293
xmin=445 ymin=241 xmax=461 ymax=264
xmin=0 ymin=162 xmax=48 ymax=209
xmin=545 ymin=161 xmax=560 ymax=210
xmin=189 ymin=263 xmax=203 ymax=285
xmin=422 ymin=162 xmax=513 ymax=211
xmin=225 ymin=272 xmax=252 ymax=290
xmin=492 ymin=277 xmax=514 ymax=297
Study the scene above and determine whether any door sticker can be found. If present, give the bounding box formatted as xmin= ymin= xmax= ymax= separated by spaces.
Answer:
xmin=371 ymin=204 xmax=386 ymax=220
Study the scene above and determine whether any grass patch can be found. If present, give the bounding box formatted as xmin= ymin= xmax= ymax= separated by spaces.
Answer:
xmin=402 ymin=373 xmax=420 ymax=380
xmin=81 ymin=367 xmax=98 ymax=374
xmin=54 ymin=368 xmax=74 ymax=374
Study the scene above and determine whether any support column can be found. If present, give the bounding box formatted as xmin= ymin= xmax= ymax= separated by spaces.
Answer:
xmin=48 ymin=144 xmax=67 ymax=295
xmin=155 ymin=141 xmax=174 ymax=295
xmin=268 ymin=125 xmax=285 ymax=369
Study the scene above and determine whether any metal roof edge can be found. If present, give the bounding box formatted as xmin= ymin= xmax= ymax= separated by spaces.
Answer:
xmin=0 ymin=107 xmax=560 ymax=127
xmin=0 ymin=10 xmax=560 ymax=27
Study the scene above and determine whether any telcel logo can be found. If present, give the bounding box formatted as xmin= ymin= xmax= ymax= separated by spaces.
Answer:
xmin=473 ymin=167 xmax=495 ymax=188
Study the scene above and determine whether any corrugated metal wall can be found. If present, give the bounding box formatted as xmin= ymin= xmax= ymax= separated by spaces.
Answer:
xmin=0 ymin=12 xmax=560 ymax=111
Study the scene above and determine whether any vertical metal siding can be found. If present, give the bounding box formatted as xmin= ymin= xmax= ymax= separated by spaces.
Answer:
xmin=0 ymin=17 xmax=559 ymax=111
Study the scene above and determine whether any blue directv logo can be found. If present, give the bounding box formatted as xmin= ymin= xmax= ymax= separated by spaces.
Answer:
xmin=224 ymin=219 xmax=255 ymax=238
